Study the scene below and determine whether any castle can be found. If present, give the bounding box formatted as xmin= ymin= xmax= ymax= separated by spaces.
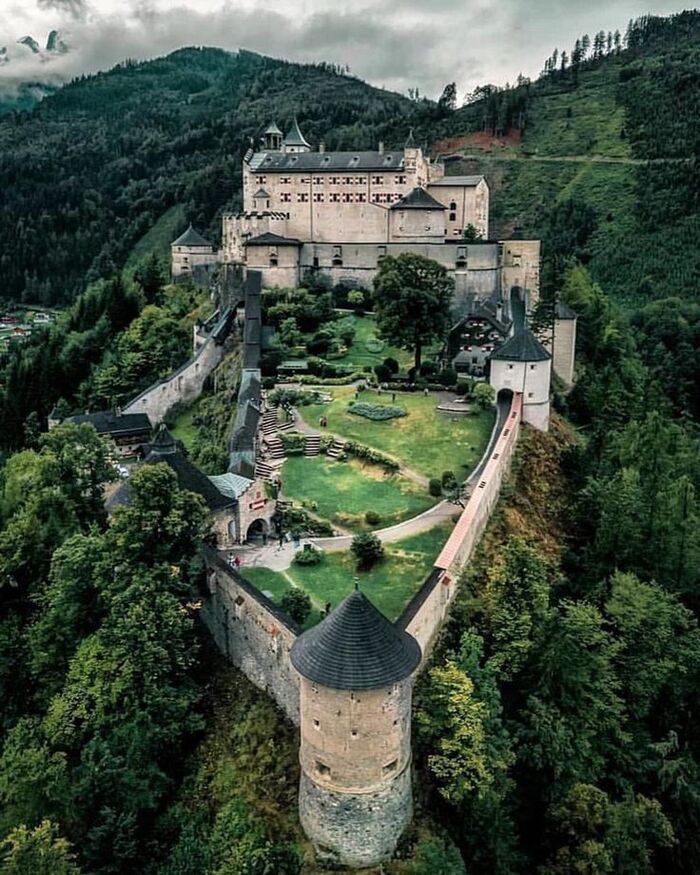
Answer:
xmin=171 ymin=118 xmax=541 ymax=316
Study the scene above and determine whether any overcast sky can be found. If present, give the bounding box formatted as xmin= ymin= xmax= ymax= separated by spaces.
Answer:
xmin=0 ymin=0 xmax=690 ymax=100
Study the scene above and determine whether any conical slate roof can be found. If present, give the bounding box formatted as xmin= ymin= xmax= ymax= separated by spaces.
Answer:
xmin=264 ymin=121 xmax=283 ymax=135
xmin=172 ymin=224 xmax=212 ymax=247
xmin=150 ymin=424 xmax=177 ymax=454
xmin=390 ymin=187 xmax=445 ymax=211
xmin=283 ymin=117 xmax=311 ymax=147
xmin=490 ymin=327 xmax=551 ymax=362
xmin=290 ymin=590 xmax=421 ymax=690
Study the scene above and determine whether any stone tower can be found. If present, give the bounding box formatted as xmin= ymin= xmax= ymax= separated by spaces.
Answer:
xmin=489 ymin=327 xmax=552 ymax=431
xmin=290 ymin=590 xmax=422 ymax=868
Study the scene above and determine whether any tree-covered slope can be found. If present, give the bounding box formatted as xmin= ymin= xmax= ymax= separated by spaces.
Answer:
xmin=0 ymin=48 xmax=427 ymax=306
xmin=441 ymin=11 xmax=700 ymax=306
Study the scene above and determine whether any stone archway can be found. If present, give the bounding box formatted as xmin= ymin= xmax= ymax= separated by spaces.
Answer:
xmin=246 ymin=517 xmax=269 ymax=544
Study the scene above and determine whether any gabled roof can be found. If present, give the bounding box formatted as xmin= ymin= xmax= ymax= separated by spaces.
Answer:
xmin=246 ymin=232 xmax=302 ymax=247
xmin=283 ymin=117 xmax=311 ymax=148
xmin=172 ymin=224 xmax=212 ymax=248
xmin=68 ymin=411 xmax=151 ymax=436
xmin=252 ymin=187 xmax=270 ymax=199
xmin=429 ymin=175 xmax=486 ymax=187
xmin=555 ymin=301 xmax=578 ymax=320
xmin=247 ymin=150 xmax=405 ymax=172
xmin=390 ymin=187 xmax=445 ymax=211
xmin=490 ymin=328 xmax=551 ymax=362
xmin=208 ymin=472 xmax=254 ymax=500
xmin=290 ymin=589 xmax=421 ymax=690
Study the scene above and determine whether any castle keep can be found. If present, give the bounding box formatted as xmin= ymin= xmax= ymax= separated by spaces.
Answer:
xmin=172 ymin=118 xmax=541 ymax=315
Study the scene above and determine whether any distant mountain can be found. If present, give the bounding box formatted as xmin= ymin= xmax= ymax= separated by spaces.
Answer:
xmin=0 ymin=11 xmax=698 ymax=308
xmin=0 ymin=30 xmax=70 ymax=114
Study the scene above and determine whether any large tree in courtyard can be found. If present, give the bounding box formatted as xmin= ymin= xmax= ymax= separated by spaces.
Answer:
xmin=373 ymin=254 xmax=454 ymax=372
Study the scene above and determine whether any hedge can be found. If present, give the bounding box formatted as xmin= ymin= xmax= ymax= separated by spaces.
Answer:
xmin=347 ymin=401 xmax=407 ymax=421
xmin=344 ymin=441 xmax=400 ymax=472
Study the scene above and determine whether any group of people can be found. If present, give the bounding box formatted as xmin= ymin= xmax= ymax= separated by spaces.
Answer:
xmin=318 ymin=415 xmax=328 ymax=428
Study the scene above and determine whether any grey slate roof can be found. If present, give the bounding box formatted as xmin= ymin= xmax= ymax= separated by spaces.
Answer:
xmin=290 ymin=589 xmax=421 ymax=690
xmin=390 ymin=187 xmax=445 ymax=211
xmin=555 ymin=301 xmax=578 ymax=319
xmin=264 ymin=121 xmax=283 ymax=135
xmin=283 ymin=118 xmax=311 ymax=148
xmin=68 ymin=411 xmax=151 ymax=437
xmin=144 ymin=444 xmax=233 ymax=511
xmin=248 ymin=150 xmax=405 ymax=172
xmin=172 ymin=224 xmax=212 ymax=248
xmin=246 ymin=232 xmax=302 ymax=247
xmin=429 ymin=175 xmax=486 ymax=187
xmin=490 ymin=328 xmax=551 ymax=362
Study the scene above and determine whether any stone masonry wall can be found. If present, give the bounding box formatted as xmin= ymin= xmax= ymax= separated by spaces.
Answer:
xmin=400 ymin=392 xmax=522 ymax=657
xmin=199 ymin=550 xmax=301 ymax=724
xmin=123 ymin=333 xmax=224 ymax=426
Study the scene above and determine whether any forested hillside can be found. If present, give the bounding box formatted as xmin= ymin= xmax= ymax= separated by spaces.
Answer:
xmin=443 ymin=11 xmax=700 ymax=305
xmin=0 ymin=48 xmax=431 ymax=306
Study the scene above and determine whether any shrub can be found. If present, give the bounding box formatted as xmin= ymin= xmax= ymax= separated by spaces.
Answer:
xmin=293 ymin=545 xmax=323 ymax=567
xmin=441 ymin=470 xmax=457 ymax=488
xmin=363 ymin=365 xmax=373 ymax=373
xmin=383 ymin=356 xmax=399 ymax=374
xmin=455 ymin=380 xmax=470 ymax=397
xmin=474 ymin=382 xmax=496 ymax=409
xmin=351 ymin=532 xmax=385 ymax=570
xmin=307 ymin=335 xmax=331 ymax=356
xmin=280 ymin=586 xmax=313 ymax=625
xmin=344 ymin=441 xmax=399 ymax=471
xmin=438 ymin=368 xmax=458 ymax=387
xmin=262 ymin=376 xmax=276 ymax=390
xmin=420 ymin=360 xmax=437 ymax=376
xmin=296 ymin=372 xmax=364 ymax=386
xmin=282 ymin=507 xmax=333 ymax=537
xmin=348 ymin=401 xmax=406 ymax=421
xmin=365 ymin=338 xmax=385 ymax=353
xmin=429 ymin=478 xmax=443 ymax=497
xmin=374 ymin=363 xmax=392 ymax=383
xmin=365 ymin=510 xmax=381 ymax=526
xmin=279 ymin=431 xmax=305 ymax=452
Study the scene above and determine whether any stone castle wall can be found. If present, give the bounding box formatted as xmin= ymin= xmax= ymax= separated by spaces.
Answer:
xmin=199 ymin=549 xmax=301 ymax=724
xmin=124 ymin=328 xmax=226 ymax=426
xmin=399 ymin=391 xmax=522 ymax=657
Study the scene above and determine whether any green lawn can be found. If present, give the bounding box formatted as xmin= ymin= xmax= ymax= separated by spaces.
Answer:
xmin=299 ymin=386 xmax=494 ymax=480
xmin=330 ymin=313 xmax=413 ymax=371
xmin=281 ymin=454 xmax=434 ymax=532
xmin=169 ymin=396 xmax=206 ymax=451
xmin=244 ymin=521 xmax=454 ymax=625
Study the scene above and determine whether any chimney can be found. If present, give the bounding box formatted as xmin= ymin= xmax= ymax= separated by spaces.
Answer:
xmin=378 ymin=140 xmax=384 ymax=154
xmin=319 ymin=141 xmax=326 ymax=153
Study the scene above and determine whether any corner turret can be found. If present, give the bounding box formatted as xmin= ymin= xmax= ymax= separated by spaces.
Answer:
xmin=290 ymin=589 xmax=421 ymax=868
xmin=262 ymin=121 xmax=283 ymax=151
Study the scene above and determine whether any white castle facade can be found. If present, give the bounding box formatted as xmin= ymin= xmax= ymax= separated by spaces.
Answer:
xmin=172 ymin=119 xmax=541 ymax=316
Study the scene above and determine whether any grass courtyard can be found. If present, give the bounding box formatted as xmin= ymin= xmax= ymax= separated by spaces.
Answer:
xmin=281 ymin=455 xmax=434 ymax=533
xmin=299 ymin=385 xmax=495 ymax=479
xmin=244 ymin=521 xmax=454 ymax=626
xmin=330 ymin=313 xmax=413 ymax=371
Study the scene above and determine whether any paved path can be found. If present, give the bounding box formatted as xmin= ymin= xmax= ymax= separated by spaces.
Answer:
xmin=309 ymin=499 xmax=463 ymax=553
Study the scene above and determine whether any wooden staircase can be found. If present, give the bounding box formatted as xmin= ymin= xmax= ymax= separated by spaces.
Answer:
xmin=255 ymin=459 xmax=277 ymax=480
xmin=263 ymin=434 xmax=286 ymax=461
xmin=261 ymin=409 xmax=278 ymax=436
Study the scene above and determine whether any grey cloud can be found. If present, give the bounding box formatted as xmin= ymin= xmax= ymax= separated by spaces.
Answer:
xmin=0 ymin=0 xmax=690 ymax=103
xmin=37 ymin=0 xmax=87 ymax=19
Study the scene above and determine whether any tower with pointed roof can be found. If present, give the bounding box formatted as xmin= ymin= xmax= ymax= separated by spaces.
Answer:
xmin=170 ymin=223 xmax=216 ymax=280
xmin=290 ymin=589 xmax=421 ymax=867
xmin=282 ymin=117 xmax=311 ymax=154
xmin=489 ymin=327 xmax=552 ymax=431
xmin=262 ymin=121 xmax=283 ymax=151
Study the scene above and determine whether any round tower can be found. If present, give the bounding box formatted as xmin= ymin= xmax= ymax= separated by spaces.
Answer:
xmin=290 ymin=590 xmax=421 ymax=868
